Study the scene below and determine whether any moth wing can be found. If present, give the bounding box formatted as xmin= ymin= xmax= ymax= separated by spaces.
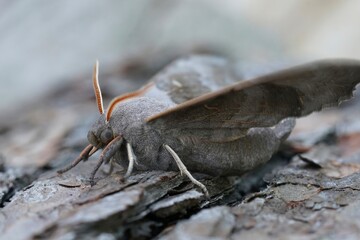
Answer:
xmin=147 ymin=59 xmax=360 ymax=142
xmin=144 ymin=55 xmax=240 ymax=105
xmin=107 ymin=55 xmax=243 ymax=121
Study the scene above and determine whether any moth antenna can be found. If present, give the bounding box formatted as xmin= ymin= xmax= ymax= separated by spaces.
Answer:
xmin=106 ymin=82 xmax=154 ymax=122
xmin=125 ymin=143 xmax=137 ymax=178
xmin=164 ymin=144 xmax=209 ymax=198
xmin=93 ymin=60 xmax=104 ymax=114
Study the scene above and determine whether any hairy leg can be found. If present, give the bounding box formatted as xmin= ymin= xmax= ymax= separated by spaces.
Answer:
xmin=89 ymin=136 xmax=123 ymax=185
xmin=57 ymin=144 xmax=95 ymax=174
xmin=124 ymin=143 xmax=137 ymax=178
xmin=164 ymin=144 xmax=209 ymax=197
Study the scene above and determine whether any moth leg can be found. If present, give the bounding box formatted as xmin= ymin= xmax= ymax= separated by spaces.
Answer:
xmin=89 ymin=136 xmax=123 ymax=185
xmin=57 ymin=144 xmax=95 ymax=174
xmin=125 ymin=143 xmax=137 ymax=178
xmin=164 ymin=144 xmax=209 ymax=197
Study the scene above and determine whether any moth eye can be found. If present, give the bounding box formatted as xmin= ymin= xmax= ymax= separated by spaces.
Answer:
xmin=105 ymin=131 xmax=112 ymax=139
xmin=100 ymin=129 xmax=114 ymax=143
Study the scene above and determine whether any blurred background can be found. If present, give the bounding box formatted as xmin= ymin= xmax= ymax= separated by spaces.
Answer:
xmin=1 ymin=0 xmax=360 ymax=114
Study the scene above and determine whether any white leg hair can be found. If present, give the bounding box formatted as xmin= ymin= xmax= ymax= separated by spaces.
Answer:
xmin=125 ymin=143 xmax=137 ymax=178
xmin=164 ymin=144 xmax=209 ymax=197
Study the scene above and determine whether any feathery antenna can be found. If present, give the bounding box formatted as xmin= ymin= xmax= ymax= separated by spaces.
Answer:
xmin=92 ymin=60 xmax=104 ymax=114
xmin=105 ymin=82 xmax=154 ymax=122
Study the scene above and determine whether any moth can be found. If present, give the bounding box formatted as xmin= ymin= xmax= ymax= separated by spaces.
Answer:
xmin=58 ymin=55 xmax=360 ymax=196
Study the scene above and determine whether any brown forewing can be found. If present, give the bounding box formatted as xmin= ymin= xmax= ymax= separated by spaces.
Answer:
xmin=147 ymin=59 xmax=360 ymax=141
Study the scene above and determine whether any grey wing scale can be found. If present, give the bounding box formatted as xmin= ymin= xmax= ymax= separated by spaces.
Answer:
xmin=147 ymin=59 xmax=360 ymax=142
xmin=143 ymin=55 xmax=240 ymax=105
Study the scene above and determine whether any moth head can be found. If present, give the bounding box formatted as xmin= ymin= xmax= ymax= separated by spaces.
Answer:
xmin=88 ymin=60 xmax=154 ymax=148
xmin=87 ymin=114 xmax=114 ymax=147
xmin=88 ymin=60 xmax=115 ymax=147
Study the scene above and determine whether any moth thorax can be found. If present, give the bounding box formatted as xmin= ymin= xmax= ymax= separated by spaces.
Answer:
xmin=108 ymin=97 xmax=170 ymax=132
